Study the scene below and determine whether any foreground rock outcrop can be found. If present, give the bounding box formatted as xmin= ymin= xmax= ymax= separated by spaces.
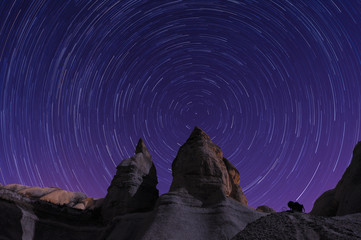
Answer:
xmin=232 ymin=212 xmax=361 ymax=240
xmin=101 ymin=138 xmax=159 ymax=221
xmin=311 ymin=141 xmax=361 ymax=216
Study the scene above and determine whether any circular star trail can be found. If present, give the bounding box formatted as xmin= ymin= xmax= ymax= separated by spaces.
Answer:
xmin=1 ymin=0 xmax=361 ymax=211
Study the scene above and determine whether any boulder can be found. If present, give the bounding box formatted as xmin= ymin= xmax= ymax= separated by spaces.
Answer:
xmin=311 ymin=141 xmax=361 ymax=216
xmin=256 ymin=205 xmax=276 ymax=213
xmin=101 ymin=138 xmax=159 ymax=221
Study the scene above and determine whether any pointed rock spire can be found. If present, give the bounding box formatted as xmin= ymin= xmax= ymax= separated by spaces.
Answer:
xmin=102 ymin=138 xmax=159 ymax=221
xmin=136 ymin=138 xmax=149 ymax=154
xmin=170 ymin=127 xmax=247 ymax=205
xmin=186 ymin=126 xmax=212 ymax=143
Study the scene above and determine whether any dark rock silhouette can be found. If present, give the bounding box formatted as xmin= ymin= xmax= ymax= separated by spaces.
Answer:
xmin=101 ymin=138 xmax=159 ymax=221
xmin=169 ymin=126 xmax=248 ymax=205
xmin=311 ymin=141 xmax=361 ymax=216
xmin=288 ymin=201 xmax=305 ymax=212
xmin=0 ymin=199 xmax=23 ymax=240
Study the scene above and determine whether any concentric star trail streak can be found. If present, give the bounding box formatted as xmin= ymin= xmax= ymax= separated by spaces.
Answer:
xmin=1 ymin=0 xmax=361 ymax=211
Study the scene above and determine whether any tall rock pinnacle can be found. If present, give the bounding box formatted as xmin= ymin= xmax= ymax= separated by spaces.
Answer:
xmin=169 ymin=126 xmax=247 ymax=205
xmin=101 ymin=138 xmax=159 ymax=221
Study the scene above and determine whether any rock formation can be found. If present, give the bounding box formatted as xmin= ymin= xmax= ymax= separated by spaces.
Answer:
xmin=311 ymin=141 xmax=361 ymax=216
xmin=101 ymin=138 xmax=159 ymax=221
xmin=169 ymin=126 xmax=248 ymax=205
xmin=0 ymin=127 xmax=274 ymax=240
xmin=105 ymin=127 xmax=263 ymax=240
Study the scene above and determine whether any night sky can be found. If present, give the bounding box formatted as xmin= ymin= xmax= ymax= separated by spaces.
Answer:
xmin=1 ymin=0 xmax=361 ymax=212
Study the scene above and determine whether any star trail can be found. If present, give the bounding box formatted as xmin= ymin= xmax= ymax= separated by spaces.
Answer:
xmin=1 ymin=0 xmax=361 ymax=212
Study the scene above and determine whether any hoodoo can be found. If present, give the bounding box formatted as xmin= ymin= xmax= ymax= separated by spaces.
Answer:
xmin=101 ymin=138 xmax=159 ymax=221
xmin=169 ymin=126 xmax=247 ymax=205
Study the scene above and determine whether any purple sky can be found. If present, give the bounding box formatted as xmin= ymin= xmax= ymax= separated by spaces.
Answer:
xmin=1 ymin=0 xmax=361 ymax=212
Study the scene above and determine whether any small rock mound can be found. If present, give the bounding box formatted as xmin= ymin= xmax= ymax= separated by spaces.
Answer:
xmin=256 ymin=205 xmax=276 ymax=213
xmin=311 ymin=141 xmax=361 ymax=216
xmin=101 ymin=138 xmax=159 ymax=221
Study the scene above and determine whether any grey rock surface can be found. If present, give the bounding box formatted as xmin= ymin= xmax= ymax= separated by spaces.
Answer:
xmin=232 ymin=212 xmax=361 ymax=240
xmin=104 ymin=191 xmax=265 ymax=240
xmin=101 ymin=138 xmax=159 ymax=221
xmin=311 ymin=141 xmax=361 ymax=216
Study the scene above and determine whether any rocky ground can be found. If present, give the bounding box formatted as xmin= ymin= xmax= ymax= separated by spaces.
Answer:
xmin=232 ymin=211 xmax=361 ymax=240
